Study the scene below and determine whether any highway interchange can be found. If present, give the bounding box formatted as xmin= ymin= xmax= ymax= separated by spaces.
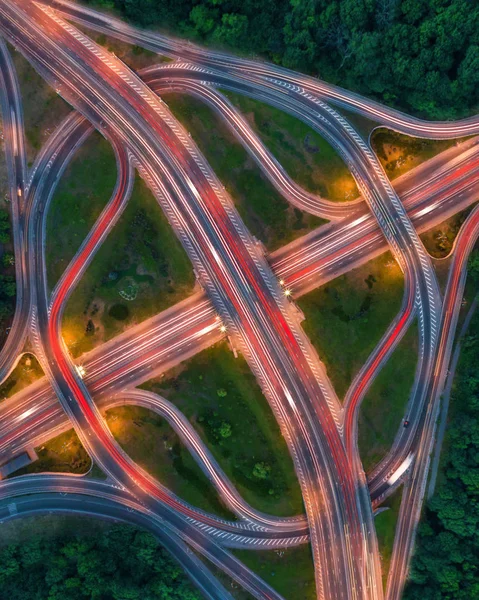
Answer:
xmin=0 ymin=1 xmax=478 ymax=599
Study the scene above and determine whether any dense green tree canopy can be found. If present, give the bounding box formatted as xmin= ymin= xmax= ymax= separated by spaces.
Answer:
xmin=404 ymin=307 xmax=479 ymax=599
xmin=89 ymin=0 xmax=479 ymax=119
xmin=0 ymin=524 xmax=201 ymax=599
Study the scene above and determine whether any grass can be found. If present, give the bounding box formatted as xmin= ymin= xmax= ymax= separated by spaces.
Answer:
xmin=421 ymin=203 xmax=478 ymax=258
xmin=233 ymin=544 xmax=316 ymax=600
xmin=225 ymin=91 xmax=358 ymax=201
xmin=358 ymin=322 xmax=418 ymax=472
xmin=371 ymin=128 xmax=457 ymax=181
xmin=338 ymin=106 xmax=380 ymax=139
xmin=298 ymin=252 xmax=404 ymax=399
xmin=375 ymin=488 xmax=403 ymax=588
xmin=89 ymin=462 xmax=108 ymax=480
xmin=105 ymin=405 xmax=234 ymax=519
xmin=141 ymin=342 xmax=303 ymax=517
xmin=85 ymin=29 xmax=171 ymax=71
xmin=0 ymin=353 xmax=44 ymax=400
xmin=46 ymin=131 xmax=118 ymax=288
xmin=62 ymin=172 xmax=194 ymax=358
xmin=164 ymin=93 xmax=327 ymax=251
xmin=9 ymin=44 xmax=71 ymax=164
xmin=12 ymin=429 xmax=91 ymax=476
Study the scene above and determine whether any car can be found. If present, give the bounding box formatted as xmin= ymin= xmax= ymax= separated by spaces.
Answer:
xmin=403 ymin=420 xmax=410 ymax=428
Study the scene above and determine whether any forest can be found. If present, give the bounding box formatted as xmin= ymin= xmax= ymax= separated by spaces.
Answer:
xmin=0 ymin=524 xmax=201 ymax=599
xmin=88 ymin=0 xmax=479 ymax=120
xmin=404 ymin=263 xmax=479 ymax=599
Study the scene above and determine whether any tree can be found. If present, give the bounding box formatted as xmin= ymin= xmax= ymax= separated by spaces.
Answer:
xmin=0 ymin=524 xmax=202 ymax=599
xmin=0 ymin=210 xmax=10 ymax=244
xmin=189 ymin=5 xmax=218 ymax=37
xmin=2 ymin=253 xmax=14 ymax=267
xmin=0 ymin=275 xmax=15 ymax=298
xmin=218 ymin=421 xmax=232 ymax=438
xmin=468 ymin=250 xmax=479 ymax=282
xmin=213 ymin=13 xmax=249 ymax=47
xmin=253 ymin=461 xmax=271 ymax=479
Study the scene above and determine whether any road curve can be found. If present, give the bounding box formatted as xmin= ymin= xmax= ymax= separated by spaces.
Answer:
xmin=147 ymin=76 xmax=362 ymax=220
xmin=0 ymin=133 xmax=478 ymax=507
xmin=0 ymin=38 xmax=29 ymax=384
xmin=0 ymin=475 xmax=289 ymax=600
xmin=386 ymin=202 xmax=479 ymax=600
xmin=52 ymin=0 xmax=479 ymax=141
xmin=108 ymin=389 xmax=309 ymax=532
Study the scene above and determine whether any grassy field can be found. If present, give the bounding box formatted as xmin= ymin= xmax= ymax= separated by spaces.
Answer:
xmin=226 ymin=91 xmax=358 ymax=201
xmin=85 ymin=30 xmax=171 ymax=71
xmin=46 ymin=132 xmax=117 ymax=288
xmin=89 ymin=462 xmax=108 ymax=480
xmin=9 ymin=44 xmax=71 ymax=165
xmin=420 ymin=203 xmax=477 ymax=258
xmin=60 ymin=172 xmax=194 ymax=358
xmin=338 ymin=107 xmax=380 ymax=139
xmin=298 ymin=252 xmax=404 ymax=399
xmin=375 ymin=489 xmax=403 ymax=588
xmin=358 ymin=322 xmax=418 ymax=472
xmin=13 ymin=429 xmax=91 ymax=476
xmin=164 ymin=93 xmax=327 ymax=251
xmin=233 ymin=544 xmax=316 ymax=600
xmin=105 ymin=405 xmax=234 ymax=519
xmin=141 ymin=342 xmax=303 ymax=517
xmin=371 ymin=128 xmax=457 ymax=180
xmin=0 ymin=353 xmax=43 ymax=400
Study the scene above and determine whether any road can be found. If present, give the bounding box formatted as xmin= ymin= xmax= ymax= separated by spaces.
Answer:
xmin=52 ymin=0 xmax=479 ymax=140
xmin=0 ymin=2 xmax=477 ymax=598
xmin=0 ymin=4 xmax=381 ymax=599
xmin=33 ymin=12 xmax=449 ymax=552
xmin=0 ymin=97 xmax=477 ymax=512
xmin=0 ymin=474 xmax=289 ymax=600
xmin=386 ymin=202 xmax=479 ymax=600
xmin=0 ymin=124 xmax=477 ymax=500
xmin=0 ymin=39 xmax=29 ymax=382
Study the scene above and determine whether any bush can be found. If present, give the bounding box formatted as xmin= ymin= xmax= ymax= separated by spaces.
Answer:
xmin=108 ymin=303 xmax=129 ymax=321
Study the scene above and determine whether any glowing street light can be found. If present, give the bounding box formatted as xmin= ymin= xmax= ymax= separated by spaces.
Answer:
xmin=284 ymin=289 xmax=292 ymax=297
xmin=76 ymin=365 xmax=86 ymax=379
xmin=219 ymin=324 xmax=227 ymax=333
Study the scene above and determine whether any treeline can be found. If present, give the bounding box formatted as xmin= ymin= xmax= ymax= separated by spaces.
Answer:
xmin=404 ymin=267 xmax=479 ymax=599
xmin=0 ymin=523 xmax=201 ymax=600
xmin=88 ymin=0 xmax=479 ymax=119
xmin=0 ymin=208 xmax=15 ymax=327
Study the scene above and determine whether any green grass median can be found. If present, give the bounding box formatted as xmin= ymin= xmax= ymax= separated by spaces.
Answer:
xmin=233 ymin=544 xmax=316 ymax=600
xmin=359 ymin=322 xmax=418 ymax=472
xmin=225 ymin=91 xmax=358 ymax=202
xmin=12 ymin=429 xmax=91 ymax=476
xmin=165 ymin=93 xmax=327 ymax=251
xmin=9 ymin=45 xmax=71 ymax=164
xmin=105 ymin=405 xmax=234 ymax=519
xmin=46 ymin=132 xmax=118 ymax=288
xmin=371 ymin=129 xmax=457 ymax=181
xmin=60 ymin=170 xmax=194 ymax=357
xmin=0 ymin=353 xmax=44 ymax=401
xmin=141 ymin=341 xmax=303 ymax=517
xmin=299 ymin=252 xmax=404 ymax=399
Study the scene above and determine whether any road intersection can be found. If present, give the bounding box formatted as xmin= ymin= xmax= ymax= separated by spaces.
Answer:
xmin=0 ymin=2 xmax=478 ymax=599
